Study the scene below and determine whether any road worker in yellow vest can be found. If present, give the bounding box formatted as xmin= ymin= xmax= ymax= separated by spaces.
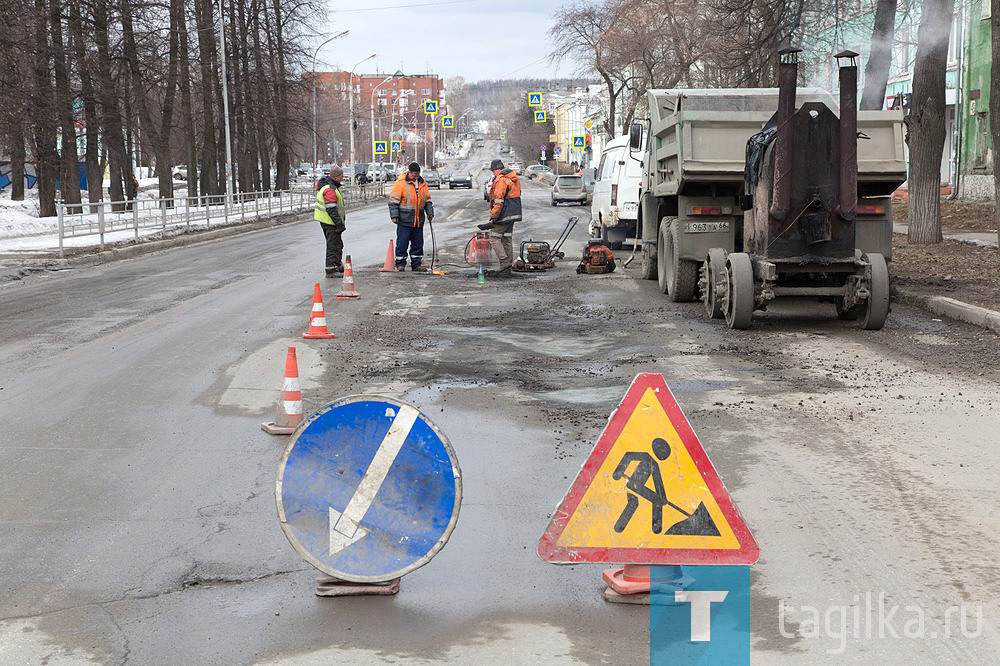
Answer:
xmin=315 ymin=165 xmax=347 ymax=277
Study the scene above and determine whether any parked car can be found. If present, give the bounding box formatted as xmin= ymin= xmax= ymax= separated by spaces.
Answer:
xmin=171 ymin=165 xmax=188 ymax=181
xmin=581 ymin=168 xmax=595 ymax=206
xmin=510 ymin=162 xmax=524 ymax=175
xmin=551 ymin=175 xmax=587 ymax=206
xmin=424 ymin=169 xmax=442 ymax=189
xmin=483 ymin=173 xmax=494 ymax=201
xmin=525 ymin=164 xmax=552 ymax=179
xmin=448 ymin=172 xmax=473 ymax=189
xmin=298 ymin=162 xmax=311 ymax=176
xmin=590 ymin=135 xmax=643 ymax=245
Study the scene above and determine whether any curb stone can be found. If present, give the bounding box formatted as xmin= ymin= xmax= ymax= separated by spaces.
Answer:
xmin=893 ymin=287 xmax=1000 ymax=335
xmin=0 ymin=199 xmax=379 ymax=282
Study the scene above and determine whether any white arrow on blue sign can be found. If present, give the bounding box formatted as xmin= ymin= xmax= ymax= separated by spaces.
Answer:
xmin=276 ymin=396 xmax=462 ymax=582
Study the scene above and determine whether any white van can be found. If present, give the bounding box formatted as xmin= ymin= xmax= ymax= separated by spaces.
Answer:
xmin=590 ymin=135 xmax=644 ymax=247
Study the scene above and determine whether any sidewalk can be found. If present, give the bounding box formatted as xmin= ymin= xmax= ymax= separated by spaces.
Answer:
xmin=893 ymin=222 xmax=998 ymax=248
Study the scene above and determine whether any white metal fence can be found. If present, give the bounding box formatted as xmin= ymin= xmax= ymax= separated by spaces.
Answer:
xmin=55 ymin=181 xmax=386 ymax=257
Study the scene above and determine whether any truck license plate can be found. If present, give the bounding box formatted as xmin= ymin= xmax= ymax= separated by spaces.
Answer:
xmin=687 ymin=221 xmax=730 ymax=233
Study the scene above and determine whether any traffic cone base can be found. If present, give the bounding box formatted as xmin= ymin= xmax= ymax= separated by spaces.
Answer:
xmin=303 ymin=283 xmax=336 ymax=338
xmin=379 ymin=240 xmax=398 ymax=272
xmin=334 ymin=254 xmax=361 ymax=300
xmin=262 ymin=346 xmax=304 ymax=435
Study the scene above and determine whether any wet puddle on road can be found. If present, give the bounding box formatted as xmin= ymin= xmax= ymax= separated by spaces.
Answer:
xmin=431 ymin=325 xmax=624 ymax=359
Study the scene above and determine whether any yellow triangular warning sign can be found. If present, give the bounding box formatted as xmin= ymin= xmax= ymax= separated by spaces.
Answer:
xmin=537 ymin=373 xmax=759 ymax=565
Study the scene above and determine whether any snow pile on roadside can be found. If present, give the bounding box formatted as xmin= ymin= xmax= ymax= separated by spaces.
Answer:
xmin=0 ymin=190 xmax=53 ymax=238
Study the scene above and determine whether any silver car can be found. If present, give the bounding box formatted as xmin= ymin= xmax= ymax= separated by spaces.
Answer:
xmin=551 ymin=175 xmax=587 ymax=206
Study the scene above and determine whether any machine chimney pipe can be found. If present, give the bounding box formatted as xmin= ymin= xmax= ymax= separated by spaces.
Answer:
xmin=836 ymin=50 xmax=859 ymax=221
xmin=770 ymin=48 xmax=800 ymax=221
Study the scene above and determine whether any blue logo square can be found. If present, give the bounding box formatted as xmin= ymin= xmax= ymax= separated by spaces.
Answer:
xmin=650 ymin=566 xmax=752 ymax=665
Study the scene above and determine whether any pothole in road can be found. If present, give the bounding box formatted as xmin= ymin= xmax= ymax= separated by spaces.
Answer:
xmin=431 ymin=325 xmax=624 ymax=359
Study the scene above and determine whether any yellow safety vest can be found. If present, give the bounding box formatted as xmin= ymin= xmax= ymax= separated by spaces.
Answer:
xmin=314 ymin=185 xmax=345 ymax=225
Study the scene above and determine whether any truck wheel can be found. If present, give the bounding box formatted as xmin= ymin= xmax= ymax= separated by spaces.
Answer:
xmin=660 ymin=217 xmax=697 ymax=301
xmin=724 ymin=252 xmax=754 ymax=330
xmin=834 ymin=297 xmax=859 ymax=320
xmin=639 ymin=244 xmax=657 ymax=280
xmin=702 ymin=248 xmax=726 ymax=319
xmin=656 ymin=218 xmax=671 ymax=294
xmin=860 ymin=253 xmax=890 ymax=330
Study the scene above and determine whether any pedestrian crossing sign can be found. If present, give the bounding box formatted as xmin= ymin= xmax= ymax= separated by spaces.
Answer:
xmin=442 ymin=115 xmax=454 ymax=128
xmin=572 ymin=135 xmax=586 ymax=149
xmin=537 ymin=373 xmax=759 ymax=565
xmin=500 ymin=132 xmax=506 ymax=140
xmin=373 ymin=141 xmax=388 ymax=156
xmin=424 ymin=100 xmax=438 ymax=114
xmin=391 ymin=140 xmax=402 ymax=153
xmin=528 ymin=92 xmax=542 ymax=107
xmin=534 ymin=111 xmax=546 ymax=123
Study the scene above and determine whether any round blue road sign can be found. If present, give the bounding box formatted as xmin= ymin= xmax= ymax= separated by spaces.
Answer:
xmin=276 ymin=395 xmax=462 ymax=583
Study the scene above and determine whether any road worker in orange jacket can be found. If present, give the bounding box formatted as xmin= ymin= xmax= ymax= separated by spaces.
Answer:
xmin=487 ymin=158 xmax=522 ymax=272
xmin=388 ymin=162 xmax=435 ymax=271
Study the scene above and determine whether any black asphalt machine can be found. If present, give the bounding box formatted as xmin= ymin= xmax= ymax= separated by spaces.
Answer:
xmin=512 ymin=215 xmax=579 ymax=272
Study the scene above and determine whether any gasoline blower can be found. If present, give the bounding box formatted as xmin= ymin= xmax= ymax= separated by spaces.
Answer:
xmin=576 ymin=239 xmax=616 ymax=274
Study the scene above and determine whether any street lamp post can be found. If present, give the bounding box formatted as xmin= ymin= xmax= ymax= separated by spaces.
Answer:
xmin=370 ymin=75 xmax=394 ymax=164
xmin=215 ymin=0 xmax=235 ymax=209
xmin=348 ymin=52 xmax=377 ymax=173
xmin=311 ymin=30 xmax=349 ymax=186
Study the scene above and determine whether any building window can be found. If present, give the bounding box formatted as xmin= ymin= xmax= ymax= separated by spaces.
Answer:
xmin=421 ymin=88 xmax=431 ymax=95
xmin=378 ymin=98 xmax=387 ymax=106
xmin=982 ymin=0 xmax=991 ymax=20
xmin=378 ymin=89 xmax=387 ymax=96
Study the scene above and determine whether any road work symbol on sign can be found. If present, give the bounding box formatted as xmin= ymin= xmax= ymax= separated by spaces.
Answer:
xmin=276 ymin=395 xmax=462 ymax=582
xmin=534 ymin=111 xmax=547 ymax=123
xmin=537 ymin=373 xmax=758 ymax=565
xmin=528 ymin=92 xmax=542 ymax=107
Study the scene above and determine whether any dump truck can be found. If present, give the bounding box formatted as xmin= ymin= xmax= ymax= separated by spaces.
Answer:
xmin=629 ymin=50 xmax=907 ymax=330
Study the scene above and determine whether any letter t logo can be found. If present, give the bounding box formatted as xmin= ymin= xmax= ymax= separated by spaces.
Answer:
xmin=675 ymin=591 xmax=729 ymax=641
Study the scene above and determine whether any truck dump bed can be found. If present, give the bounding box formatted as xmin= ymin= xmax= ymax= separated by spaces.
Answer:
xmin=645 ymin=88 xmax=906 ymax=197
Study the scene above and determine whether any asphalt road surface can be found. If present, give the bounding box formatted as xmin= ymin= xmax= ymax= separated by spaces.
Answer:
xmin=1 ymin=146 xmax=998 ymax=664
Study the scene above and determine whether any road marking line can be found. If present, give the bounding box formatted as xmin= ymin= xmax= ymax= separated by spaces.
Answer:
xmin=329 ymin=405 xmax=419 ymax=553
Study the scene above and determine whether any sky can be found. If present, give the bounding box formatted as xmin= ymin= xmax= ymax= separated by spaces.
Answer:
xmin=315 ymin=0 xmax=578 ymax=82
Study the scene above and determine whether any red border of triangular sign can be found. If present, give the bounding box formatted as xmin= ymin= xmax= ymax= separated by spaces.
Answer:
xmin=537 ymin=373 xmax=760 ymax=565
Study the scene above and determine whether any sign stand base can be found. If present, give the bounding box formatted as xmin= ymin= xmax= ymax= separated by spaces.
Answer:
xmin=602 ymin=565 xmax=693 ymax=605
xmin=315 ymin=576 xmax=400 ymax=597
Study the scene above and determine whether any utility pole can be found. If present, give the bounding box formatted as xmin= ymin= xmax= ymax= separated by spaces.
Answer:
xmin=349 ymin=53 xmax=377 ymax=173
xmin=311 ymin=31 xmax=349 ymax=185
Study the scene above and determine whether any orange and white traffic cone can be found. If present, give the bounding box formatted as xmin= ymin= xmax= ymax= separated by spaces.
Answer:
xmin=334 ymin=254 xmax=361 ymax=300
xmin=303 ymin=283 xmax=335 ymax=339
xmin=261 ymin=346 xmax=304 ymax=435
xmin=379 ymin=240 xmax=397 ymax=272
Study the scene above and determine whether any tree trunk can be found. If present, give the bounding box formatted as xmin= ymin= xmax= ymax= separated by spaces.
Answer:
xmin=177 ymin=5 xmax=198 ymax=200
xmin=92 ymin=0 xmax=127 ymax=209
xmin=861 ymin=0 xmax=899 ymax=111
xmin=195 ymin=0 xmax=219 ymax=199
xmin=993 ymin=0 xmax=1000 ymax=245
xmin=69 ymin=0 xmax=103 ymax=210
xmin=905 ymin=0 xmax=953 ymax=244
xmin=269 ymin=0 xmax=290 ymax=190
xmin=31 ymin=0 xmax=58 ymax=218
xmin=50 ymin=0 xmax=83 ymax=214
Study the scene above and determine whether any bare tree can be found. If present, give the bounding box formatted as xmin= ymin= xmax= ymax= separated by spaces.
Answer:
xmin=861 ymin=0 xmax=900 ymax=110
xmin=905 ymin=0 xmax=954 ymax=243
